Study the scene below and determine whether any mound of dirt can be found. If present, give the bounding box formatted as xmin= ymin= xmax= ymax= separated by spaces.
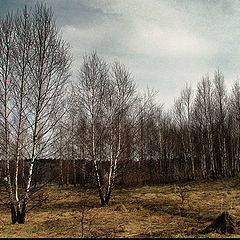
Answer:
xmin=134 ymin=205 xmax=144 ymax=211
xmin=113 ymin=204 xmax=127 ymax=212
xmin=200 ymin=211 xmax=235 ymax=234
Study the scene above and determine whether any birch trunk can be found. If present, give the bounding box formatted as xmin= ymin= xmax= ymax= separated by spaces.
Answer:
xmin=59 ymin=128 xmax=64 ymax=187
xmin=105 ymin=121 xmax=121 ymax=205
xmin=14 ymin=45 xmax=26 ymax=223
xmin=207 ymin=124 xmax=216 ymax=178
xmin=92 ymin=112 xmax=105 ymax=206
xmin=20 ymin=82 xmax=42 ymax=223
xmin=72 ymin=120 xmax=76 ymax=187
xmin=181 ymin=132 xmax=188 ymax=179
xmin=105 ymin=128 xmax=114 ymax=203
xmin=237 ymin=123 xmax=240 ymax=173
xmin=201 ymin=130 xmax=207 ymax=178
xmin=158 ymin=124 xmax=164 ymax=178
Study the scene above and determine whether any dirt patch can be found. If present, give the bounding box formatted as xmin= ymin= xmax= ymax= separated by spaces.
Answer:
xmin=200 ymin=211 xmax=235 ymax=234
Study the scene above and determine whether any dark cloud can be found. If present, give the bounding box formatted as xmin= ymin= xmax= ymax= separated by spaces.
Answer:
xmin=0 ymin=0 xmax=119 ymax=26
xmin=0 ymin=0 xmax=28 ymax=15
xmin=47 ymin=0 xmax=120 ymax=28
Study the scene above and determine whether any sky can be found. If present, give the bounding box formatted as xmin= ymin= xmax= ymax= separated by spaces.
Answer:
xmin=1 ymin=0 xmax=240 ymax=109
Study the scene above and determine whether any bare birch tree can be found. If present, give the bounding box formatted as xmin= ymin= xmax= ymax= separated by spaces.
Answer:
xmin=11 ymin=6 xmax=33 ymax=222
xmin=213 ymin=70 xmax=228 ymax=177
xmin=0 ymin=11 xmax=16 ymax=223
xmin=104 ymin=61 xmax=135 ymax=204
xmin=19 ymin=3 xmax=71 ymax=223
xmin=77 ymin=52 xmax=108 ymax=206
xmin=194 ymin=76 xmax=215 ymax=178
xmin=0 ymin=3 xmax=71 ymax=223
xmin=180 ymin=84 xmax=195 ymax=179
xmin=76 ymin=53 xmax=136 ymax=206
xmin=230 ymin=80 xmax=240 ymax=174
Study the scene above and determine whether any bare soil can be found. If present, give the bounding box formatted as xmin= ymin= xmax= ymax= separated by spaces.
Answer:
xmin=1 ymin=177 xmax=240 ymax=238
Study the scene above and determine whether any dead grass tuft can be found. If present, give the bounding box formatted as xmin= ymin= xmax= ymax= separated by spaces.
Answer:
xmin=113 ymin=204 xmax=128 ymax=212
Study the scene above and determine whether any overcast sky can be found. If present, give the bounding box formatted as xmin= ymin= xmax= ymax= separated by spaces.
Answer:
xmin=1 ymin=0 xmax=240 ymax=109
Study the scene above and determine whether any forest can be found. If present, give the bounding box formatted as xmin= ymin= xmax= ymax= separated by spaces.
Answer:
xmin=1 ymin=2 xmax=240 ymax=238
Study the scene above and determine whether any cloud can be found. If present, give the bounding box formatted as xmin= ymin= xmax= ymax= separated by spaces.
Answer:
xmin=2 ymin=0 xmax=240 ymax=109
xmin=128 ymin=21 xmax=213 ymax=58
xmin=59 ymin=1 xmax=222 ymax=109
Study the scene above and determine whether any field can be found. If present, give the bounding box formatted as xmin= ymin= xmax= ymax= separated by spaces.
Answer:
xmin=1 ymin=177 xmax=240 ymax=238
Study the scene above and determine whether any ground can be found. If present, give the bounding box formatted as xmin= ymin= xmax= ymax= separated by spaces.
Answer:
xmin=1 ymin=177 xmax=240 ymax=238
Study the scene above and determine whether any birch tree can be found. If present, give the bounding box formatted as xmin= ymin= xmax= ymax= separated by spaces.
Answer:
xmin=230 ymin=81 xmax=240 ymax=174
xmin=12 ymin=6 xmax=33 ymax=222
xmin=77 ymin=52 xmax=108 ymax=206
xmin=180 ymin=84 xmax=195 ymax=179
xmin=194 ymin=76 xmax=215 ymax=178
xmin=0 ymin=3 xmax=71 ymax=224
xmin=77 ymin=53 xmax=136 ymax=206
xmin=104 ymin=61 xmax=135 ymax=204
xmin=213 ymin=70 xmax=228 ymax=177
xmin=19 ymin=3 xmax=71 ymax=223
xmin=0 ymin=11 xmax=16 ymax=223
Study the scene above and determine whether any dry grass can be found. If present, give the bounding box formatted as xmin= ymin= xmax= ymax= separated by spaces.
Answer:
xmin=1 ymin=177 xmax=240 ymax=238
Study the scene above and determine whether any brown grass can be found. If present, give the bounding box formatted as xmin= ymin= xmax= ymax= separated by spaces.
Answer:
xmin=1 ymin=177 xmax=240 ymax=238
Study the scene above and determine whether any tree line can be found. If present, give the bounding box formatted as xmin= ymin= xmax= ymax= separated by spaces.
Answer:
xmin=1 ymin=3 xmax=240 ymax=224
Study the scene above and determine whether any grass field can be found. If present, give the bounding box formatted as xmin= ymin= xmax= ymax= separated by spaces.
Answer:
xmin=1 ymin=177 xmax=240 ymax=238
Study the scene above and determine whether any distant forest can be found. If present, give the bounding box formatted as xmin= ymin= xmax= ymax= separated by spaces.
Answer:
xmin=1 ymin=3 xmax=240 ymax=224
